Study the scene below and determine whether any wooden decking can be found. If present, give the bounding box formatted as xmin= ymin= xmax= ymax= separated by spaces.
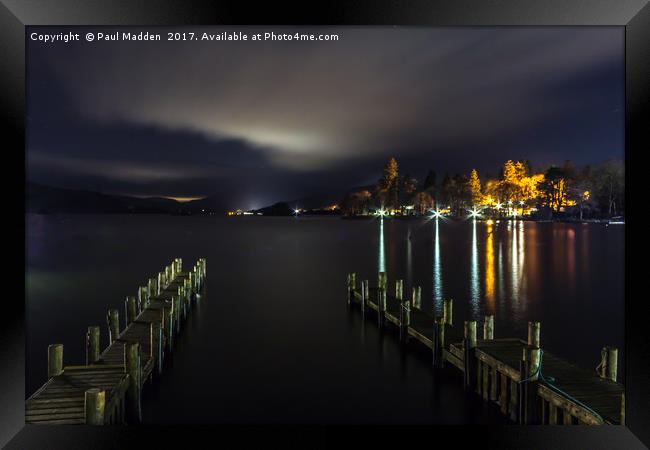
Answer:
xmin=26 ymin=258 xmax=206 ymax=425
xmin=348 ymin=273 xmax=624 ymax=425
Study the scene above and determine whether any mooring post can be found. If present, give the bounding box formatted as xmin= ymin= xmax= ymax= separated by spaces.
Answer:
xmin=528 ymin=321 xmax=541 ymax=347
xmin=86 ymin=326 xmax=100 ymax=364
xmin=84 ymin=388 xmax=106 ymax=425
xmin=412 ymin=286 xmax=421 ymax=310
xmin=520 ymin=345 xmax=541 ymax=424
xmin=173 ymin=295 xmax=181 ymax=334
xmin=47 ymin=344 xmax=64 ymax=378
xmin=124 ymin=342 xmax=142 ymax=423
xmin=125 ymin=296 xmax=137 ymax=326
xmin=599 ymin=346 xmax=618 ymax=382
xmin=463 ymin=320 xmax=477 ymax=390
xmin=164 ymin=306 xmax=174 ymax=350
xmin=395 ymin=279 xmax=403 ymax=302
xmin=361 ymin=280 xmax=369 ymax=316
xmin=158 ymin=271 xmax=164 ymax=292
xmin=107 ymin=309 xmax=120 ymax=345
xmin=378 ymin=272 xmax=387 ymax=327
xmin=484 ymin=315 xmax=494 ymax=340
xmin=620 ymin=392 xmax=625 ymax=425
xmin=433 ymin=315 xmax=446 ymax=368
xmin=347 ymin=272 xmax=357 ymax=305
xmin=443 ymin=299 xmax=453 ymax=326
xmin=154 ymin=322 xmax=163 ymax=374
xmin=140 ymin=286 xmax=149 ymax=310
xmin=400 ymin=289 xmax=410 ymax=343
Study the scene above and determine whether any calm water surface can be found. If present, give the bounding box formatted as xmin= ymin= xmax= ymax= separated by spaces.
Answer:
xmin=25 ymin=214 xmax=624 ymax=424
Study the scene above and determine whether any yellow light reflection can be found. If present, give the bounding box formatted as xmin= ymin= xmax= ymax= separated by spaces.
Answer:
xmin=470 ymin=220 xmax=479 ymax=316
xmin=485 ymin=222 xmax=495 ymax=304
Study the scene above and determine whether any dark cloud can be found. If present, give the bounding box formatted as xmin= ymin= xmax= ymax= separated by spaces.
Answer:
xmin=27 ymin=26 xmax=624 ymax=208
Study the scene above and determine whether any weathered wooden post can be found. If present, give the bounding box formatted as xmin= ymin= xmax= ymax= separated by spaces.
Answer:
xmin=347 ymin=272 xmax=357 ymax=305
xmin=412 ymin=286 xmax=421 ymax=310
xmin=47 ymin=344 xmax=64 ymax=378
xmin=84 ymin=388 xmax=106 ymax=425
xmin=399 ymin=288 xmax=410 ymax=343
xmin=620 ymin=392 xmax=625 ymax=426
xmin=148 ymin=278 xmax=156 ymax=299
xmin=139 ymin=286 xmax=149 ymax=310
xmin=599 ymin=346 xmax=618 ymax=382
xmin=86 ymin=326 xmax=100 ymax=364
xmin=520 ymin=345 xmax=541 ymax=424
xmin=443 ymin=299 xmax=453 ymax=326
xmin=158 ymin=271 xmax=164 ymax=292
xmin=125 ymin=296 xmax=137 ymax=326
xmin=361 ymin=280 xmax=369 ymax=316
xmin=164 ymin=306 xmax=174 ymax=351
xmin=173 ymin=295 xmax=181 ymax=334
xmin=463 ymin=320 xmax=477 ymax=390
xmin=377 ymin=272 xmax=387 ymax=327
xmin=107 ymin=309 xmax=120 ymax=345
xmin=395 ymin=279 xmax=403 ymax=302
xmin=528 ymin=321 xmax=541 ymax=347
xmin=154 ymin=322 xmax=163 ymax=374
xmin=484 ymin=315 xmax=494 ymax=340
xmin=433 ymin=316 xmax=446 ymax=368
xmin=124 ymin=342 xmax=141 ymax=423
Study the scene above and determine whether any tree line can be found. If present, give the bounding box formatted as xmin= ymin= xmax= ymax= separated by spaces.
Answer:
xmin=341 ymin=157 xmax=624 ymax=219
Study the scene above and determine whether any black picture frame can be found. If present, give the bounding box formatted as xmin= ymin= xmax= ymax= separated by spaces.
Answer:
xmin=1 ymin=1 xmax=648 ymax=448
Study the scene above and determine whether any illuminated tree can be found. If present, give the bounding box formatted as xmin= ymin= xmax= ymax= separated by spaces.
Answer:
xmin=468 ymin=169 xmax=482 ymax=206
xmin=377 ymin=157 xmax=399 ymax=209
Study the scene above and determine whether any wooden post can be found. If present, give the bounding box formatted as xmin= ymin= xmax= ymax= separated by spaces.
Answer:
xmin=484 ymin=315 xmax=494 ymax=340
xmin=620 ymin=392 xmax=625 ymax=426
xmin=443 ymin=299 xmax=453 ymax=326
xmin=361 ymin=280 xmax=369 ymax=315
xmin=412 ymin=286 xmax=421 ymax=309
xmin=86 ymin=326 xmax=100 ymax=364
xmin=378 ymin=272 xmax=387 ymax=327
xmin=521 ymin=345 xmax=541 ymax=424
xmin=433 ymin=316 xmax=445 ymax=368
xmin=400 ymin=293 xmax=410 ymax=343
xmin=157 ymin=272 xmax=164 ymax=292
xmin=463 ymin=320 xmax=477 ymax=390
xmin=347 ymin=272 xmax=357 ymax=305
xmin=173 ymin=295 xmax=181 ymax=334
xmin=84 ymin=388 xmax=106 ymax=425
xmin=139 ymin=286 xmax=149 ymax=309
xmin=155 ymin=323 xmax=163 ymax=375
xmin=490 ymin=365 xmax=498 ymax=401
xmin=125 ymin=296 xmax=137 ymax=326
xmin=124 ymin=342 xmax=141 ymax=423
xmin=528 ymin=321 xmax=541 ymax=347
xmin=148 ymin=278 xmax=156 ymax=299
xmin=107 ymin=309 xmax=119 ymax=345
xmin=47 ymin=344 xmax=63 ymax=378
xmin=600 ymin=346 xmax=618 ymax=382
xmin=395 ymin=279 xmax=403 ymax=301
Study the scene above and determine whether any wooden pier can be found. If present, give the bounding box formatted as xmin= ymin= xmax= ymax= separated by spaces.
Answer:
xmin=25 ymin=258 xmax=207 ymax=425
xmin=347 ymin=272 xmax=625 ymax=425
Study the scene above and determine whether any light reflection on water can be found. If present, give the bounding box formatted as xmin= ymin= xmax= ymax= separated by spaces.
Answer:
xmin=369 ymin=217 xmax=623 ymax=377
xmin=433 ymin=219 xmax=443 ymax=313
xmin=378 ymin=217 xmax=385 ymax=273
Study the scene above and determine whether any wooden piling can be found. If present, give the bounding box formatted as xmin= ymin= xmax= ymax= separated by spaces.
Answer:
xmin=361 ymin=280 xmax=369 ymax=315
xmin=443 ymin=299 xmax=453 ymax=326
xmin=86 ymin=326 xmax=100 ymax=364
xmin=107 ymin=309 xmax=120 ymax=345
xmin=378 ymin=272 xmax=387 ymax=326
xmin=347 ymin=272 xmax=357 ymax=305
xmin=412 ymin=286 xmax=421 ymax=309
xmin=47 ymin=344 xmax=63 ymax=378
xmin=433 ymin=316 xmax=445 ymax=368
xmin=463 ymin=320 xmax=477 ymax=389
xmin=484 ymin=315 xmax=494 ymax=340
xmin=528 ymin=321 xmax=541 ymax=347
xmin=604 ymin=346 xmax=618 ymax=382
xmin=521 ymin=345 xmax=541 ymax=424
xmin=84 ymin=388 xmax=106 ymax=425
xmin=620 ymin=392 xmax=625 ymax=426
xmin=395 ymin=279 xmax=403 ymax=301
xmin=125 ymin=296 xmax=137 ymax=326
xmin=124 ymin=342 xmax=141 ymax=423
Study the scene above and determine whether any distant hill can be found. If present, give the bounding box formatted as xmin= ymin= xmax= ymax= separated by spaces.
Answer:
xmin=26 ymin=182 xmax=186 ymax=214
xmin=267 ymin=185 xmax=375 ymax=212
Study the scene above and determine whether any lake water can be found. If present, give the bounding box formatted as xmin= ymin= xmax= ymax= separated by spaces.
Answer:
xmin=25 ymin=214 xmax=624 ymax=424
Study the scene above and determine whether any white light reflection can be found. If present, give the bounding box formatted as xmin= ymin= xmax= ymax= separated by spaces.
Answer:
xmin=433 ymin=218 xmax=443 ymax=311
xmin=470 ymin=219 xmax=480 ymax=316
xmin=378 ymin=217 xmax=385 ymax=273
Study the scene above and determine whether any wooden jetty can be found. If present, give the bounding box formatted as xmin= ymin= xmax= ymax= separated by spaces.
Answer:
xmin=25 ymin=258 xmax=207 ymax=425
xmin=347 ymin=272 xmax=625 ymax=425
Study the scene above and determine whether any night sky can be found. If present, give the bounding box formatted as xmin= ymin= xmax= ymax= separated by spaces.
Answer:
xmin=27 ymin=26 xmax=624 ymax=210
